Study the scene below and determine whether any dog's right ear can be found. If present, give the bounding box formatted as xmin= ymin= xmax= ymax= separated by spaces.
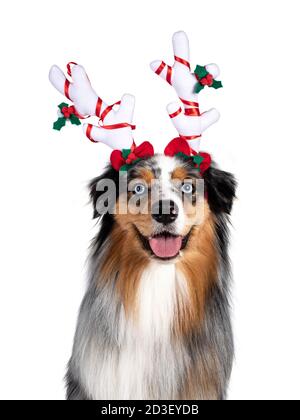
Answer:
xmin=204 ymin=166 xmax=237 ymax=215
xmin=89 ymin=166 xmax=119 ymax=219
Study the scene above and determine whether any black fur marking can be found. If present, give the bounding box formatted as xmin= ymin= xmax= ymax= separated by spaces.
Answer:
xmin=66 ymin=370 xmax=90 ymax=400
xmin=203 ymin=167 xmax=237 ymax=215
xmin=89 ymin=166 xmax=120 ymax=219
xmin=89 ymin=166 xmax=120 ymax=257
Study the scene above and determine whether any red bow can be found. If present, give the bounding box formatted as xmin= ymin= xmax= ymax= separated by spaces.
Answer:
xmin=164 ymin=137 xmax=191 ymax=157
xmin=164 ymin=138 xmax=211 ymax=174
xmin=110 ymin=142 xmax=155 ymax=171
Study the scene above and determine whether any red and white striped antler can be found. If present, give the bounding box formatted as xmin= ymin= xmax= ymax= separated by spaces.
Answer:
xmin=49 ymin=63 xmax=135 ymax=150
xmin=150 ymin=31 xmax=221 ymax=152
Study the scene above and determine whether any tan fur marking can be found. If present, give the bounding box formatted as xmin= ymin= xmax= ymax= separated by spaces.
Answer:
xmin=138 ymin=168 xmax=155 ymax=185
xmin=99 ymin=196 xmax=154 ymax=316
xmin=116 ymin=192 xmax=154 ymax=237
xmin=174 ymin=203 xmax=220 ymax=400
xmin=100 ymin=223 xmax=149 ymax=316
xmin=171 ymin=167 xmax=188 ymax=181
xmin=175 ymin=206 xmax=218 ymax=336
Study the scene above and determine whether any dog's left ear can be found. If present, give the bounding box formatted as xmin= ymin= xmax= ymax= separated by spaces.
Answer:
xmin=204 ymin=167 xmax=237 ymax=215
xmin=89 ymin=166 xmax=119 ymax=219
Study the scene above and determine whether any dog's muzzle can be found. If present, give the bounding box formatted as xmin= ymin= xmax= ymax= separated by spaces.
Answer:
xmin=151 ymin=200 xmax=179 ymax=225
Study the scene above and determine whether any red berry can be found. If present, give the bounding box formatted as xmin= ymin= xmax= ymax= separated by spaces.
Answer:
xmin=200 ymin=74 xmax=214 ymax=87
xmin=62 ymin=107 xmax=71 ymax=118
xmin=206 ymin=74 xmax=214 ymax=86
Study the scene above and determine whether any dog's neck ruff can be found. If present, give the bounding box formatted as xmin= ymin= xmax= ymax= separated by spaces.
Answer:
xmin=80 ymin=260 xmax=190 ymax=400
xmin=131 ymin=261 xmax=189 ymax=339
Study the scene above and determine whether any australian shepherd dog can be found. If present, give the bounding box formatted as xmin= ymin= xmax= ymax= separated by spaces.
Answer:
xmin=66 ymin=154 xmax=236 ymax=400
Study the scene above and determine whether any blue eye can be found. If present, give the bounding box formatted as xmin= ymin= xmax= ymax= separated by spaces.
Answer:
xmin=181 ymin=183 xmax=194 ymax=194
xmin=134 ymin=184 xmax=146 ymax=195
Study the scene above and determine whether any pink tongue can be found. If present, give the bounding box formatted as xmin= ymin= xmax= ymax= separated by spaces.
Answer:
xmin=149 ymin=236 xmax=182 ymax=258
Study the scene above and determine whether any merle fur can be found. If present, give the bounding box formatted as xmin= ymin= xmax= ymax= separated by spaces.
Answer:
xmin=66 ymin=159 xmax=236 ymax=400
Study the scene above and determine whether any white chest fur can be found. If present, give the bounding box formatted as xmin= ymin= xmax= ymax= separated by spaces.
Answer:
xmin=80 ymin=261 xmax=189 ymax=400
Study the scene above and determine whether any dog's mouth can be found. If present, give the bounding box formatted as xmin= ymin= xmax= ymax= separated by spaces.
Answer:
xmin=135 ymin=228 xmax=192 ymax=261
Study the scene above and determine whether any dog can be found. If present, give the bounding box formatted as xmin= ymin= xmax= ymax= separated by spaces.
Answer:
xmin=65 ymin=154 xmax=236 ymax=400
xmin=48 ymin=30 xmax=236 ymax=401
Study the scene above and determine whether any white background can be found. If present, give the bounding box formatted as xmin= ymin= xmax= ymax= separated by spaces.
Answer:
xmin=0 ymin=0 xmax=299 ymax=401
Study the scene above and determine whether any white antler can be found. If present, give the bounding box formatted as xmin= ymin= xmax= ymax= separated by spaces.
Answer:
xmin=150 ymin=31 xmax=221 ymax=152
xmin=49 ymin=63 xmax=135 ymax=150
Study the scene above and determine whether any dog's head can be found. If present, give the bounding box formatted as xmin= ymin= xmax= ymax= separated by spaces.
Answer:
xmin=90 ymin=155 xmax=236 ymax=262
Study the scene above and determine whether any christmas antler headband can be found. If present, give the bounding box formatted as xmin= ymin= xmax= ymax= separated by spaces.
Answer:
xmin=49 ymin=31 xmax=222 ymax=174
xmin=49 ymin=63 xmax=136 ymax=150
xmin=150 ymin=31 xmax=221 ymax=153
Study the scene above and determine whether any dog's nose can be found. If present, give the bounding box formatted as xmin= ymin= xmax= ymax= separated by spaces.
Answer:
xmin=152 ymin=200 xmax=179 ymax=225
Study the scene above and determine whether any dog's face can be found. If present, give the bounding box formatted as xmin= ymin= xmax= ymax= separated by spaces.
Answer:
xmin=90 ymin=155 xmax=236 ymax=263
xmin=115 ymin=155 xmax=206 ymax=261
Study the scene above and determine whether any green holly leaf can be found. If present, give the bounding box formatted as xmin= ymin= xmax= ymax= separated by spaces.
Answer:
xmin=212 ymin=80 xmax=223 ymax=89
xmin=176 ymin=152 xmax=190 ymax=161
xmin=58 ymin=102 xmax=69 ymax=111
xmin=193 ymin=155 xmax=204 ymax=166
xmin=122 ymin=149 xmax=132 ymax=159
xmin=53 ymin=117 xmax=66 ymax=131
xmin=69 ymin=114 xmax=81 ymax=126
xmin=195 ymin=83 xmax=205 ymax=94
xmin=120 ymin=158 xmax=142 ymax=172
xmin=120 ymin=164 xmax=132 ymax=172
xmin=194 ymin=65 xmax=208 ymax=79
